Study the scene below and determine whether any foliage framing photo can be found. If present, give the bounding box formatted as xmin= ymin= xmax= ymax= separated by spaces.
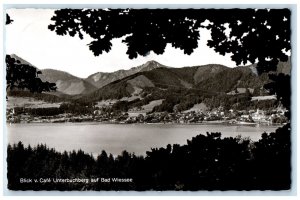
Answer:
xmin=6 ymin=8 xmax=292 ymax=191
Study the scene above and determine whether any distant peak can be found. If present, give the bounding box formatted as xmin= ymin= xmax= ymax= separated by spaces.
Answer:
xmin=145 ymin=60 xmax=159 ymax=64
xmin=142 ymin=60 xmax=155 ymax=66
xmin=143 ymin=60 xmax=164 ymax=68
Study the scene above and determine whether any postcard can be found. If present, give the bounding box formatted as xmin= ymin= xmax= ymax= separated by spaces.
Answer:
xmin=4 ymin=5 xmax=294 ymax=193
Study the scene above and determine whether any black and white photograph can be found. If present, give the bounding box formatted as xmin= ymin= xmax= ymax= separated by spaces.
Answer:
xmin=3 ymin=4 xmax=295 ymax=193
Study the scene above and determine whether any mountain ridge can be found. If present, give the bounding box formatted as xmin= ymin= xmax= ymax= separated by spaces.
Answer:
xmin=8 ymin=54 xmax=98 ymax=96
xmin=7 ymin=54 xmax=290 ymax=101
xmin=39 ymin=69 xmax=98 ymax=95
xmin=81 ymin=58 xmax=290 ymax=102
xmin=85 ymin=60 xmax=168 ymax=88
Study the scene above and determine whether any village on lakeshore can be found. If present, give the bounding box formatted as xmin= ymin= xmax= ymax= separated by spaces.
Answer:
xmin=6 ymin=97 xmax=288 ymax=125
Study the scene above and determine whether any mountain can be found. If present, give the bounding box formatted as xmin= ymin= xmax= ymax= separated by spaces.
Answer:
xmin=7 ymin=54 xmax=97 ymax=97
xmin=81 ymin=63 xmax=269 ymax=102
xmin=193 ymin=65 xmax=267 ymax=93
xmin=39 ymin=60 xmax=166 ymax=97
xmin=8 ymin=54 xmax=290 ymax=101
xmin=85 ymin=60 xmax=168 ymax=88
xmin=39 ymin=69 xmax=97 ymax=96
xmin=83 ymin=57 xmax=291 ymax=103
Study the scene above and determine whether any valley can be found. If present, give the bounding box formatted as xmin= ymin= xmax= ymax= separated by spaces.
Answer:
xmin=6 ymin=54 xmax=290 ymax=125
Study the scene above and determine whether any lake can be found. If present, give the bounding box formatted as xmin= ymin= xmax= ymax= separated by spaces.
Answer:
xmin=6 ymin=123 xmax=280 ymax=156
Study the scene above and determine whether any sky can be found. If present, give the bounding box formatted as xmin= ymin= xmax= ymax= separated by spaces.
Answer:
xmin=5 ymin=8 xmax=239 ymax=78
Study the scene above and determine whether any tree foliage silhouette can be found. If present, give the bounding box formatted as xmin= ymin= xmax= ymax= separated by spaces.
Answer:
xmin=48 ymin=9 xmax=290 ymax=74
xmin=6 ymin=55 xmax=57 ymax=93
xmin=6 ymin=14 xmax=57 ymax=93
xmin=7 ymin=130 xmax=290 ymax=190
xmin=6 ymin=14 xmax=13 ymax=25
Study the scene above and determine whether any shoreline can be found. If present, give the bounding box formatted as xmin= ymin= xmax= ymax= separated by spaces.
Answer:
xmin=6 ymin=121 xmax=284 ymax=127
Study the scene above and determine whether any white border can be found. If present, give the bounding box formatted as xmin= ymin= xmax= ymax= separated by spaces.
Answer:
xmin=1 ymin=0 xmax=299 ymax=199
